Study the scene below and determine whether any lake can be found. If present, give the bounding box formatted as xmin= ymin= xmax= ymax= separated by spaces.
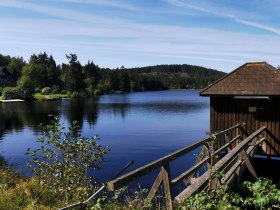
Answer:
xmin=0 ymin=90 xmax=209 ymax=188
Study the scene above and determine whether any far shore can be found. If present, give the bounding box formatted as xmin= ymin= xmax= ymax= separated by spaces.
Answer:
xmin=0 ymin=89 xmax=202 ymax=102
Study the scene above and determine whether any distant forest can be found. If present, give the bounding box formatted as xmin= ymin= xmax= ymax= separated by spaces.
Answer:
xmin=0 ymin=52 xmax=226 ymax=98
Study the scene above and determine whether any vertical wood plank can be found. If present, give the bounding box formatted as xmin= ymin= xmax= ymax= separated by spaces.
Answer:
xmin=276 ymin=99 xmax=280 ymax=154
xmin=161 ymin=164 xmax=173 ymax=210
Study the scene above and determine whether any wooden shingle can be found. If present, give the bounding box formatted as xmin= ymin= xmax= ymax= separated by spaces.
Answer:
xmin=200 ymin=62 xmax=280 ymax=96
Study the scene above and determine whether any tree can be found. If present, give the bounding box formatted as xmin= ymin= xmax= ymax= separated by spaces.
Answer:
xmin=7 ymin=56 xmax=26 ymax=78
xmin=0 ymin=54 xmax=11 ymax=66
xmin=61 ymin=54 xmax=84 ymax=92
xmin=21 ymin=63 xmax=47 ymax=89
xmin=17 ymin=75 xmax=35 ymax=99
xmin=83 ymin=61 xmax=100 ymax=96
xmin=118 ymin=71 xmax=130 ymax=92
xmin=29 ymin=52 xmax=60 ymax=88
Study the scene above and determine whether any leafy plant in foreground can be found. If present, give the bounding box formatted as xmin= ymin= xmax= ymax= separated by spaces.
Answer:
xmin=26 ymin=116 xmax=110 ymax=204
xmin=242 ymin=178 xmax=280 ymax=209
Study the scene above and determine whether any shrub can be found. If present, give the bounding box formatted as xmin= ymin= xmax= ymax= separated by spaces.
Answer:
xmin=51 ymin=85 xmax=60 ymax=94
xmin=26 ymin=116 xmax=110 ymax=204
xmin=2 ymin=87 xmax=21 ymax=99
xmin=71 ymin=91 xmax=87 ymax=98
xmin=71 ymin=91 xmax=80 ymax=98
xmin=41 ymin=87 xmax=52 ymax=95
xmin=17 ymin=76 xmax=35 ymax=100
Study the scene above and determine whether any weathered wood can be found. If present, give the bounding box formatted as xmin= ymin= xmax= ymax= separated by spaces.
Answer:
xmin=264 ymin=139 xmax=280 ymax=155
xmin=241 ymin=149 xmax=258 ymax=180
xmin=223 ymin=138 xmax=265 ymax=185
xmin=184 ymin=145 xmax=210 ymax=185
xmin=211 ymin=97 xmax=280 ymax=155
xmin=107 ymin=124 xmax=241 ymax=191
xmin=174 ymin=126 xmax=265 ymax=205
xmin=161 ymin=164 xmax=173 ymax=210
xmin=146 ymin=171 xmax=162 ymax=200
xmin=215 ymin=135 xmax=241 ymax=155
xmin=172 ymin=135 xmax=240 ymax=186
xmin=172 ymin=157 xmax=209 ymax=187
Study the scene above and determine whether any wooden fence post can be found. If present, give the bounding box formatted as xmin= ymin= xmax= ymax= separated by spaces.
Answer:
xmin=161 ymin=164 xmax=173 ymax=210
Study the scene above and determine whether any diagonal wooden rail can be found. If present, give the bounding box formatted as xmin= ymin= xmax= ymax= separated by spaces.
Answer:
xmin=107 ymin=123 xmax=252 ymax=209
xmin=174 ymin=126 xmax=267 ymax=206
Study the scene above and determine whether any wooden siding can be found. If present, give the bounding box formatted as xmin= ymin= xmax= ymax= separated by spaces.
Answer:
xmin=210 ymin=97 xmax=280 ymax=155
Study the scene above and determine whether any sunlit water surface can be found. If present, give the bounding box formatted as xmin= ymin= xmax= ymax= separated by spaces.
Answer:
xmin=0 ymin=90 xmax=209 ymax=188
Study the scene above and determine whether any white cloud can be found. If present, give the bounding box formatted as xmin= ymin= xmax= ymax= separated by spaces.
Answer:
xmin=163 ymin=0 xmax=280 ymax=35
xmin=0 ymin=0 xmax=279 ymax=71
xmin=59 ymin=0 xmax=138 ymax=11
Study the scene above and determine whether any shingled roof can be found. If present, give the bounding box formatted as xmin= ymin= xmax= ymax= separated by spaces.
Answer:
xmin=200 ymin=62 xmax=280 ymax=96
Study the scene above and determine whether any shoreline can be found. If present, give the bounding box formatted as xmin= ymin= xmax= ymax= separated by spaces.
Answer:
xmin=0 ymin=89 xmax=202 ymax=102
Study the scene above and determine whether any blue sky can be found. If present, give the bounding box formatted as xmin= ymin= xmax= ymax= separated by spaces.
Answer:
xmin=0 ymin=0 xmax=280 ymax=72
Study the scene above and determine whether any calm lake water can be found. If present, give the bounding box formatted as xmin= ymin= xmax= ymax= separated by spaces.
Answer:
xmin=0 ymin=90 xmax=209 ymax=188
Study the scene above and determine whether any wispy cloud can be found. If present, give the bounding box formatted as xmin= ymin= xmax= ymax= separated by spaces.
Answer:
xmin=164 ymin=0 xmax=280 ymax=35
xmin=0 ymin=0 xmax=123 ymax=24
xmin=59 ymin=0 xmax=138 ymax=11
xmin=0 ymin=0 xmax=279 ymax=71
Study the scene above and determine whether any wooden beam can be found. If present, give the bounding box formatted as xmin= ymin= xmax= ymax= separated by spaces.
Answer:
xmin=172 ymin=135 xmax=240 ymax=186
xmin=215 ymin=135 xmax=241 ymax=155
xmin=174 ymin=126 xmax=266 ymax=205
xmin=184 ymin=145 xmax=210 ymax=185
xmin=264 ymin=139 xmax=280 ymax=155
xmin=223 ymin=138 xmax=265 ymax=185
xmin=107 ymin=124 xmax=241 ymax=191
xmin=146 ymin=171 xmax=162 ymax=200
xmin=161 ymin=164 xmax=173 ymax=210
xmin=241 ymin=149 xmax=258 ymax=180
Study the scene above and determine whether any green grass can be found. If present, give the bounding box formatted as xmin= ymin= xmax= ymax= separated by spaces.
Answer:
xmin=33 ymin=93 xmax=70 ymax=100
xmin=0 ymin=96 xmax=3 ymax=100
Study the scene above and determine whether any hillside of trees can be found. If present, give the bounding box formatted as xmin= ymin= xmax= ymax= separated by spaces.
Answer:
xmin=0 ymin=52 xmax=226 ymax=99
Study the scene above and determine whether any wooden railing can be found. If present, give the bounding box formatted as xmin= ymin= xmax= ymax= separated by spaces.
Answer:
xmin=174 ymin=126 xmax=267 ymax=206
xmin=107 ymin=124 xmax=245 ymax=209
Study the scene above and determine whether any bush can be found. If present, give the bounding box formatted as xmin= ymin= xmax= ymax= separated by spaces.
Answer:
xmin=41 ymin=87 xmax=52 ymax=95
xmin=2 ymin=87 xmax=21 ymax=99
xmin=51 ymin=85 xmax=60 ymax=94
xmin=26 ymin=116 xmax=110 ymax=204
xmin=17 ymin=76 xmax=35 ymax=100
xmin=71 ymin=91 xmax=87 ymax=98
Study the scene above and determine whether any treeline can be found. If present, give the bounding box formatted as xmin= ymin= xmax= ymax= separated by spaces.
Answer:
xmin=0 ymin=52 xmax=225 ymax=99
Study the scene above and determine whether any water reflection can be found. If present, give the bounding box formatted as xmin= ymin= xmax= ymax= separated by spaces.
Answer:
xmin=0 ymin=90 xmax=210 ymax=184
xmin=0 ymin=101 xmax=59 ymax=139
xmin=0 ymin=90 xmax=207 ymax=140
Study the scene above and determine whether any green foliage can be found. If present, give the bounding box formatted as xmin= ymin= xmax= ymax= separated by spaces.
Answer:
xmin=25 ymin=116 xmax=110 ymax=204
xmin=180 ymin=177 xmax=280 ymax=210
xmin=2 ymin=87 xmax=21 ymax=99
xmin=242 ymin=178 xmax=280 ymax=209
xmin=1 ymin=52 xmax=226 ymax=98
xmin=0 ymin=160 xmax=61 ymax=209
xmin=41 ymin=86 xmax=52 ymax=95
xmin=0 ymin=155 xmax=6 ymax=168
xmin=91 ymin=186 xmax=156 ymax=210
xmin=7 ymin=56 xmax=26 ymax=78
xmin=17 ymin=75 xmax=35 ymax=100
xmin=61 ymin=54 xmax=85 ymax=92
xmin=180 ymin=170 xmax=241 ymax=210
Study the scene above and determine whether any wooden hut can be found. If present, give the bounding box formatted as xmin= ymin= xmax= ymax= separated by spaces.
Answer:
xmin=200 ymin=62 xmax=280 ymax=155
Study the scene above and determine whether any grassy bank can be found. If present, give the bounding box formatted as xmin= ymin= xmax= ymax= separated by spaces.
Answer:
xmin=33 ymin=93 xmax=70 ymax=100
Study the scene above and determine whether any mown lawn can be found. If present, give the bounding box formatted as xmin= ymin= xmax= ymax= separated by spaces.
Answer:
xmin=33 ymin=93 xmax=70 ymax=100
